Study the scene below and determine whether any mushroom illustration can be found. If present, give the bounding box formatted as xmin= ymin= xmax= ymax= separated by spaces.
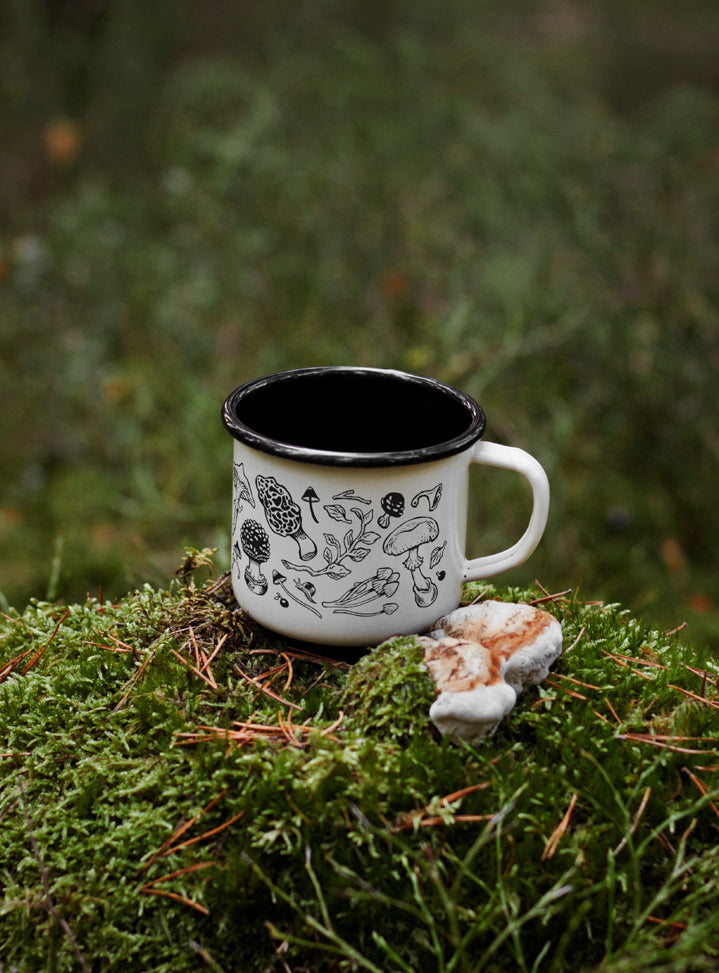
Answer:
xmin=322 ymin=567 xmax=400 ymax=611
xmin=332 ymin=602 xmax=399 ymax=617
xmin=411 ymin=482 xmax=442 ymax=511
xmin=382 ymin=516 xmax=439 ymax=607
xmin=378 ymin=492 xmax=405 ymax=529
xmin=256 ymin=474 xmax=317 ymax=561
xmin=233 ymin=462 xmax=255 ymax=507
xmin=301 ymin=487 xmax=320 ymax=523
xmin=239 ymin=519 xmax=270 ymax=595
xmin=232 ymin=462 xmax=255 ymax=531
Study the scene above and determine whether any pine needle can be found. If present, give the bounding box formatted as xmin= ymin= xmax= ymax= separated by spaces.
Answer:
xmin=541 ymin=792 xmax=578 ymax=861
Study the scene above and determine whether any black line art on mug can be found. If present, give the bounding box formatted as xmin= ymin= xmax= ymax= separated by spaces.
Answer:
xmin=232 ymin=461 xmax=255 ymax=532
xmin=239 ymin=519 xmax=271 ymax=595
xmin=331 ymin=601 xmax=399 ymax=618
xmin=323 ymin=504 xmax=352 ymax=524
xmin=411 ymin=483 xmax=443 ymax=511
xmin=256 ymin=474 xmax=317 ymax=561
xmin=378 ymin=492 xmax=405 ymax=529
xmin=282 ymin=506 xmax=380 ymax=580
xmin=332 ymin=489 xmax=371 ymax=505
xmin=271 ymin=570 xmax=322 ymax=617
xmin=321 ymin=566 xmax=400 ymax=613
xmin=429 ymin=541 xmax=447 ymax=569
xmin=294 ymin=578 xmax=318 ymax=605
xmin=383 ymin=516 xmax=440 ymax=607
xmin=301 ymin=487 xmax=320 ymax=523
xmin=231 ymin=539 xmax=242 ymax=576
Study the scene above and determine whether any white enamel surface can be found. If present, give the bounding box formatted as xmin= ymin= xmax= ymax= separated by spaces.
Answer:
xmin=229 ymin=441 xmax=550 ymax=645
xmin=463 ymin=441 xmax=551 ymax=581
xmin=231 ymin=443 xmax=467 ymax=644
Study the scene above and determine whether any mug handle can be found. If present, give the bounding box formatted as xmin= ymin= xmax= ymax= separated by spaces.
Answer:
xmin=463 ymin=440 xmax=550 ymax=581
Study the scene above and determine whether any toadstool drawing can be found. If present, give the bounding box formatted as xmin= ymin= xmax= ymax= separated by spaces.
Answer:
xmin=239 ymin=519 xmax=271 ymax=595
xmin=301 ymin=486 xmax=320 ymax=523
xmin=256 ymin=474 xmax=317 ymax=561
xmin=382 ymin=516 xmax=440 ymax=607
xmin=378 ymin=492 xmax=405 ymax=529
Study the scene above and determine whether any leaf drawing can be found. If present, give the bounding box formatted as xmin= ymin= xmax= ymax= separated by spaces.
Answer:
xmin=282 ymin=507 xmax=380 ymax=579
xmin=430 ymin=541 xmax=447 ymax=569
xmin=324 ymin=504 xmax=352 ymax=524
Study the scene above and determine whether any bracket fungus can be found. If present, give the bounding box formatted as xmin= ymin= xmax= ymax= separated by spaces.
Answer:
xmin=383 ymin=516 xmax=440 ymax=607
xmin=419 ymin=600 xmax=563 ymax=742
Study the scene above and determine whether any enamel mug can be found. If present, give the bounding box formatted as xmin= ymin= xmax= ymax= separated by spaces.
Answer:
xmin=221 ymin=367 xmax=549 ymax=646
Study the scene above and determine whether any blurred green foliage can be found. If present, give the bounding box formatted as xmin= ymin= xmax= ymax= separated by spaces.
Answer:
xmin=1 ymin=0 xmax=718 ymax=646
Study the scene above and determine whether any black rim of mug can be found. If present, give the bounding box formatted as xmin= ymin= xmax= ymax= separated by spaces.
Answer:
xmin=221 ymin=366 xmax=486 ymax=467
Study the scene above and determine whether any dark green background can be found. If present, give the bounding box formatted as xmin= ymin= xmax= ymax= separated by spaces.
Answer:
xmin=1 ymin=0 xmax=718 ymax=647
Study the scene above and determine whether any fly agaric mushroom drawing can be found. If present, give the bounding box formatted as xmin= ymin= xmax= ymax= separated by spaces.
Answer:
xmin=378 ymin=492 xmax=405 ymax=529
xmin=411 ymin=482 xmax=442 ymax=511
xmin=239 ymin=519 xmax=271 ymax=595
xmin=256 ymin=474 xmax=317 ymax=561
xmin=382 ymin=516 xmax=440 ymax=607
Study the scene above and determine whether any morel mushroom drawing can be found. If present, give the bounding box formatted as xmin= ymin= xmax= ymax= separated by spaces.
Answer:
xmin=256 ymin=474 xmax=317 ymax=561
xmin=382 ymin=516 xmax=440 ymax=607
xmin=378 ymin=492 xmax=405 ymax=529
xmin=239 ymin=519 xmax=270 ymax=595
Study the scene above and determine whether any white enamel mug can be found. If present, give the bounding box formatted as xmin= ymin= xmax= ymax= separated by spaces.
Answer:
xmin=222 ymin=367 xmax=549 ymax=646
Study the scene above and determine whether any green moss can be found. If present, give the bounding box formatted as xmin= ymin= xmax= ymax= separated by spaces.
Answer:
xmin=1 ymin=574 xmax=718 ymax=970
xmin=341 ymin=635 xmax=437 ymax=741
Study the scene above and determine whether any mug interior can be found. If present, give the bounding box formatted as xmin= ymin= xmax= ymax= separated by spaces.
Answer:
xmin=222 ymin=367 xmax=485 ymax=466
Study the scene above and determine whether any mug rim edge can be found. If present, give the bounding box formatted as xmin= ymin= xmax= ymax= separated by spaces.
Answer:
xmin=221 ymin=366 xmax=486 ymax=468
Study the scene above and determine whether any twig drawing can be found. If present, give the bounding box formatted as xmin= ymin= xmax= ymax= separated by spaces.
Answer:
xmin=282 ymin=506 xmax=380 ymax=580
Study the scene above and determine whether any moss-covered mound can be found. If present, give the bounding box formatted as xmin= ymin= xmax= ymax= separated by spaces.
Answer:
xmin=1 ymin=572 xmax=718 ymax=972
